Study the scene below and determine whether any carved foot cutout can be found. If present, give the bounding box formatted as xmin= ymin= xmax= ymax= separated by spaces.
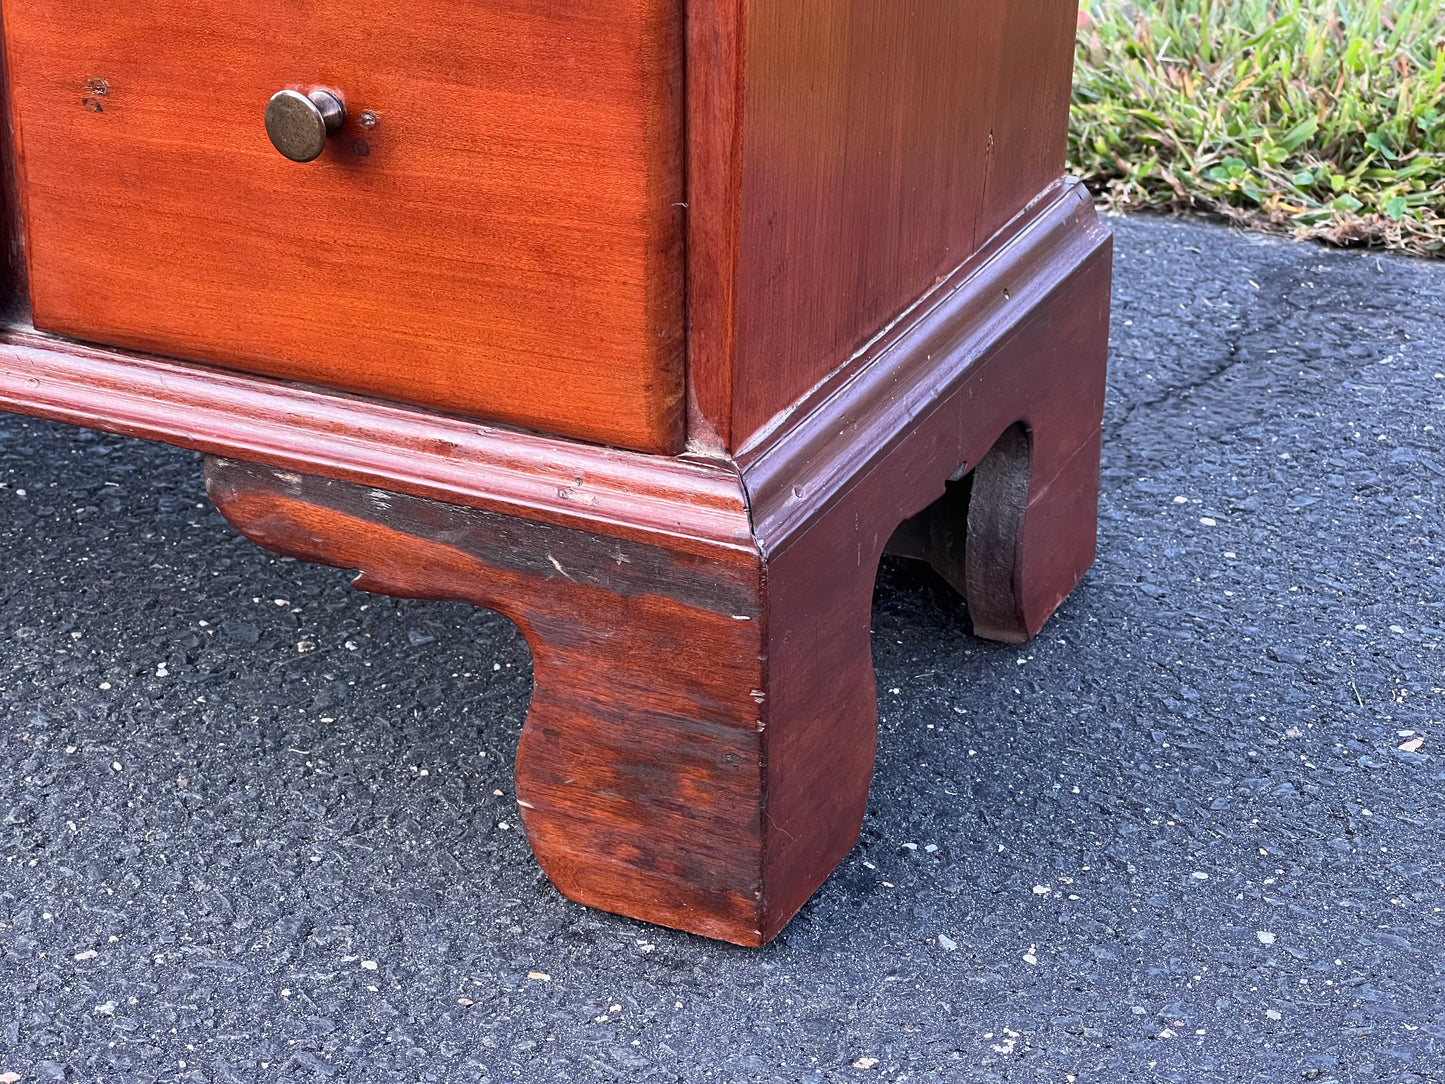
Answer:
xmin=888 ymin=421 xmax=1102 ymax=644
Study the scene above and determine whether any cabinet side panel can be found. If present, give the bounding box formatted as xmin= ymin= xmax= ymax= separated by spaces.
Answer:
xmin=977 ymin=1 xmax=1078 ymax=243
xmin=730 ymin=0 xmax=1078 ymax=447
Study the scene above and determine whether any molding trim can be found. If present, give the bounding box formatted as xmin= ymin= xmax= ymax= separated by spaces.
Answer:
xmin=737 ymin=178 xmax=1111 ymax=550
xmin=0 ymin=331 xmax=752 ymax=554
xmin=0 ymin=179 xmax=1109 ymax=562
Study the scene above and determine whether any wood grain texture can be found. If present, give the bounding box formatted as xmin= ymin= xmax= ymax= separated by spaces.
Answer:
xmin=749 ymin=222 xmax=1112 ymax=923
xmin=688 ymin=0 xmax=1081 ymax=448
xmin=0 ymin=172 xmax=1111 ymax=945
xmin=755 ymin=235 xmax=1110 ymax=623
xmin=1 ymin=0 xmax=686 ymax=452
xmin=0 ymin=0 xmax=1112 ymax=943
xmin=738 ymin=180 xmax=1108 ymax=542
xmin=204 ymin=454 xmax=887 ymax=946
xmin=205 ymin=456 xmax=773 ymax=943
xmin=0 ymin=328 xmax=747 ymax=554
xmin=190 ymin=194 xmax=1111 ymax=944
xmin=682 ymin=0 xmax=744 ymax=451
xmin=0 ymin=182 xmax=1102 ymax=558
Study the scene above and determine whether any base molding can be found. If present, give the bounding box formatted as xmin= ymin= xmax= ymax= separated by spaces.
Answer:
xmin=739 ymin=178 xmax=1109 ymax=550
xmin=0 ymin=328 xmax=748 ymax=552
xmin=0 ymin=180 xmax=1104 ymax=558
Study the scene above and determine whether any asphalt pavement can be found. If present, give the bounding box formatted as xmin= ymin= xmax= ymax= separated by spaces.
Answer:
xmin=2 ymin=214 xmax=1443 ymax=1083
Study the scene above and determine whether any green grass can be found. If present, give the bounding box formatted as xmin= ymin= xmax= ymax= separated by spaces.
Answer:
xmin=1070 ymin=0 xmax=1445 ymax=255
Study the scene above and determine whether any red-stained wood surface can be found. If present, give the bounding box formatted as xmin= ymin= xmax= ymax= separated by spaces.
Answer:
xmin=751 ymin=213 xmax=1112 ymax=924
xmin=0 ymin=327 xmax=750 ymax=554
xmin=186 ymin=187 xmax=1112 ymax=944
xmin=205 ymin=456 xmax=776 ymax=943
xmin=682 ymin=0 xmax=743 ymax=450
xmin=0 ymin=0 xmax=1112 ymax=941
xmin=684 ymin=0 xmax=1080 ymax=449
xmin=1 ymin=0 xmax=686 ymax=453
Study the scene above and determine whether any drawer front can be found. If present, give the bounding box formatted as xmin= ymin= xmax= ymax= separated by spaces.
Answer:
xmin=2 ymin=0 xmax=685 ymax=453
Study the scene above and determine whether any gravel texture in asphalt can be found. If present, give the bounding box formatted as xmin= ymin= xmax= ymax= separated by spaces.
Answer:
xmin=2 ymin=215 xmax=1444 ymax=1084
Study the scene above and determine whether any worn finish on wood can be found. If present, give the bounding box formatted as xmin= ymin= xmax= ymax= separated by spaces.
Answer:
xmin=682 ymin=0 xmax=1079 ymax=449
xmin=0 ymin=183 xmax=1110 ymax=943
xmin=187 ymin=190 xmax=1112 ymax=944
xmin=0 ymin=2 xmax=1111 ymax=943
xmin=1 ymin=0 xmax=686 ymax=452
xmin=204 ymin=448 xmax=901 ymax=946
xmin=206 ymin=456 xmax=777 ymax=943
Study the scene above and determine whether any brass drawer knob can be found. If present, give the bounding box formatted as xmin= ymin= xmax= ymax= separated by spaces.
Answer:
xmin=265 ymin=89 xmax=346 ymax=163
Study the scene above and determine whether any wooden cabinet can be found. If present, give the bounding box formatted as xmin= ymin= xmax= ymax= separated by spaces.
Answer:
xmin=0 ymin=1 xmax=1112 ymax=944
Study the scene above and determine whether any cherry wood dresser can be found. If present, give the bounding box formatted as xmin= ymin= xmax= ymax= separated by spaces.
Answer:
xmin=0 ymin=0 xmax=1112 ymax=945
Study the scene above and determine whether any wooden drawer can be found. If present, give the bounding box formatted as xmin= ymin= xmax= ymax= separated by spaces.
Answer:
xmin=1 ymin=0 xmax=686 ymax=453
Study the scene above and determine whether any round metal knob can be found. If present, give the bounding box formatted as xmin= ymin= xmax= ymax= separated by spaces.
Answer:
xmin=265 ymin=89 xmax=346 ymax=163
